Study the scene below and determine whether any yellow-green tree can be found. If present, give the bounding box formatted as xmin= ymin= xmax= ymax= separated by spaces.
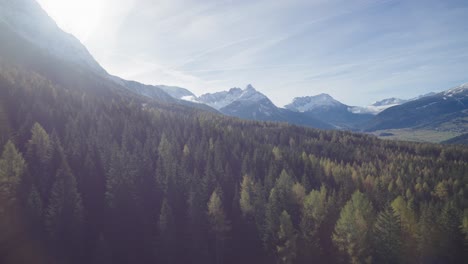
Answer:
xmin=0 ymin=141 xmax=26 ymax=211
xmin=276 ymin=210 xmax=297 ymax=264
xmin=333 ymin=191 xmax=375 ymax=264
xmin=208 ymin=190 xmax=230 ymax=264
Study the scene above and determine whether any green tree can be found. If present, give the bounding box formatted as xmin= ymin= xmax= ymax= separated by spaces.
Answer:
xmin=0 ymin=140 xmax=26 ymax=210
xmin=433 ymin=181 xmax=449 ymax=200
xmin=373 ymin=207 xmax=402 ymax=264
xmin=0 ymin=140 xmax=27 ymax=255
xmin=462 ymin=209 xmax=468 ymax=249
xmin=158 ymin=198 xmax=175 ymax=264
xmin=417 ymin=204 xmax=440 ymax=262
xmin=45 ymin=159 xmax=84 ymax=257
xmin=264 ymin=170 xmax=293 ymax=251
xmin=333 ymin=191 xmax=374 ymax=264
xmin=299 ymin=186 xmax=329 ymax=259
xmin=27 ymin=123 xmax=51 ymax=164
xmin=207 ymin=190 xmax=230 ymax=264
xmin=437 ymin=202 xmax=464 ymax=262
xmin=391 ymin=196 xmax=417 ymax=262
xmin=26 ymin=184 xmax=43 ymax=232
xmin=26 ymin=123 xmax=52 ymax=202
xmin=276 ymin=211 xmax=297 ymax=264
xmin=239 ymin=175 xmax=254 ymax=218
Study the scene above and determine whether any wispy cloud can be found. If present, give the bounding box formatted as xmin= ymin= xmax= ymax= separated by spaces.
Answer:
xmin=50 ymin=0 xmax=468 ymax=106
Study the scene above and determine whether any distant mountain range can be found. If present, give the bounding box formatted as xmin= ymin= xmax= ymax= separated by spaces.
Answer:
xmin=1 ymin=0 xmax=466 ymax=142
xmin=183 ymin=85 xmax=333 ymax=129
xmin=365 ymin=83 xmax=468 ymax=133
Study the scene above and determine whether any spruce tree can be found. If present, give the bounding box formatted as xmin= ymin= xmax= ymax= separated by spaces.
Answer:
xmin=45 ymin=159 xmax=84 ymax=258
xmin=373 ymin=207 xmax=402 ymax=263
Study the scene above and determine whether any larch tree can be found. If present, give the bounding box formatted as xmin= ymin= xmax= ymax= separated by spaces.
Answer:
xmin=207 ymin=190 xmax=230 ymax=264
xmin=333 ymin=191 xmax=375 ymax=264
xmin=276 ymin=210 xmax=297 ymax=264
xmin=26 ymin=123 xmax=52 ymax=202
xmin=391 ymin=196 xmax=417 ymax=262
xmin=0 ymin=140 xmax=26 ymax=211
xmin=239 ymin=175 xmax=254 ymax=218
xmin=299 ymin=186 xmax=329 ymax=259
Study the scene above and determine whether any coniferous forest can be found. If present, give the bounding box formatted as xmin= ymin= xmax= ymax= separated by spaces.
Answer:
xmin=0 ymin=61 xmax=468 ymax=264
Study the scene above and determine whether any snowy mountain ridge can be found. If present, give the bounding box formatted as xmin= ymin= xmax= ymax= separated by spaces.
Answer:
xmin=194 ymin=84 xmax=269 ymax=110
xmin=284 ymin=94 xmax=343 ymax=112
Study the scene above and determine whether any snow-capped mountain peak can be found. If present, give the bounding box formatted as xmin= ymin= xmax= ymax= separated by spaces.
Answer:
xmin=238 ymin=84 xmax=268 ymax=102
xmin=371 ymin=97 xmax=407 ymax=107
xmin=196 ymin=85 xmax=268 ymax=110
xmin=349 ymin=97 xmax=406 ymax=115
xmin=444 ymin=83 xmax=468 ymax=97
xmin=285 ymin=93 xmax=343 ymax=112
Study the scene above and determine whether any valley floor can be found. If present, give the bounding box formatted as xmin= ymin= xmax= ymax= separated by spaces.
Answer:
xmin=371 ymin=128 xmax=463 ymax=143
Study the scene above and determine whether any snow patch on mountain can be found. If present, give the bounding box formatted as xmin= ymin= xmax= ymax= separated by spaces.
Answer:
xmin=285 ymin=94 xmax=343 ymax=112
xmin=197 ymin=88 xmax=242 ymax=110
xmin=196 ymin=85 xmax=268 ymax=110
xmin=444 ymin=83 xmax=468 ymax=96
xmin=181 ymin=95 xmax=199 ymax=102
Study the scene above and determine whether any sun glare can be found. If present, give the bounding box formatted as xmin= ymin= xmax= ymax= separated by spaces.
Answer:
xmin=36 ymin=0 xmax=106 ymax=42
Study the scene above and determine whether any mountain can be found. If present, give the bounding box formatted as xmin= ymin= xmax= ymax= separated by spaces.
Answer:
xmin=372 ymin=97 xmax=407 ymax=107
xmin=219 ymin=85 xmax=277 ymax=118
xmin=0 ymin=0 xmax=106 ymax=75
xmin=195 ymin=85 xmax=333 ymax=129
xmin=285 ymin=94 xmax=373 ymax=129
xmin=111 ymin=77 xmax=175 ymax=102
xmin=365 ymin=83 xmax=468 ymax=132
xmin=350 ymin=92 xmax=438 ymax=115
xmin=285 ymin=94 xmax=343 ymax=112
xmin=349 ymin=97 xmax=408 ymax=115
xmin=0 ymin=0 xmax=176 ymax=103
xmin=156 ymin=85 xmax=195 ymax=100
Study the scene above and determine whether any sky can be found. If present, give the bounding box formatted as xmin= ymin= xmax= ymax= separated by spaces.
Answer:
xmin=36 ymin=0 xmax=468 ymax=107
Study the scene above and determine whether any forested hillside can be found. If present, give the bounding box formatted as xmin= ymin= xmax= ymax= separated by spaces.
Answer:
xmin=0 ymin=60 xmax=467 ymax=264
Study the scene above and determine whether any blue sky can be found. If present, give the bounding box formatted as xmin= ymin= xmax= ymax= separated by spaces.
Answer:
xmin=38 ymin=0 xmax=468 ymax=106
